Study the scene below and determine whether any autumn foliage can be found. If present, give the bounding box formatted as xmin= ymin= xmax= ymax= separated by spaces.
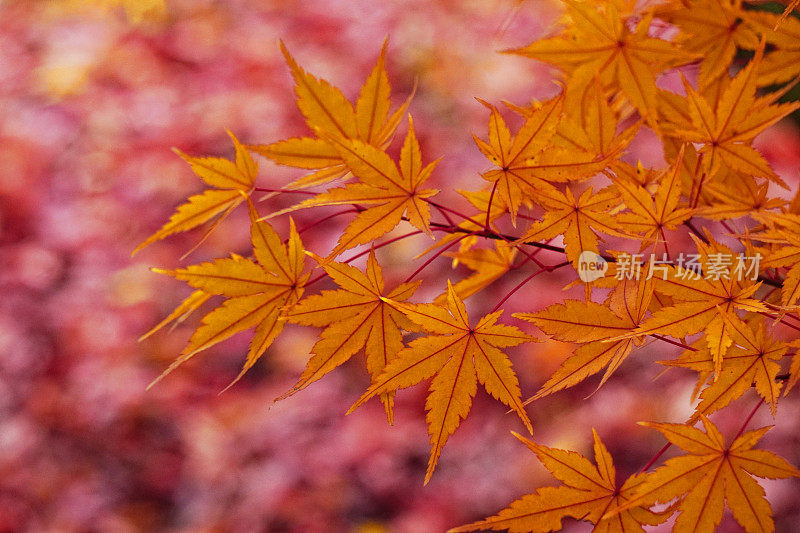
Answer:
xmin=138 ymin=1 xmax=800 ymax=531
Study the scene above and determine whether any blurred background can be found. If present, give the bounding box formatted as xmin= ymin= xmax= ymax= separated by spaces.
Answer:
xmin=2 ymin=0 xmax=800 ymax=531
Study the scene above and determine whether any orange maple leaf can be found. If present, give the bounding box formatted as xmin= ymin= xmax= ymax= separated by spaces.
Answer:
xmin=134 ymin=131 xmax=256 ymax=255
xmin=451 ymin=430 xmax=671 ymax=533
xmin=148 ymin=200 xmax=308 ymax=389
xmin=606 ymin=416 xmax=800 ymax=532
xmin=516 ymin=277 xmax=653 ymax=400
xmin=249 ymin=41 xmax=411 ymax=189
xmin=509 ymin=0 xmax=695 ymax=128
xmin=278 ymin=250 xmax=421 ymax=423
xmin=661 ymin=316 xmax=785 ymax=418
xmin=347 ymin=281 xmax=534 ymax=484
xmin=268 ymin=117 xmax=439 ymax=258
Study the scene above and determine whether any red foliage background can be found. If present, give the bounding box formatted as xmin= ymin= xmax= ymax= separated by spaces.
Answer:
xmin=2 ymin=1 xmax=800 ymax=531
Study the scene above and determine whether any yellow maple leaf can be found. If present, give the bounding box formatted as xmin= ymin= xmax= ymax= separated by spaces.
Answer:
xmin=509 ymin=0 xmax=695 ymax=129
xmin=667 ymin=315 xmax=784 ymax=418
xmin=517 ymin=185 xmax=625 ymax=269
xmin=666 ymin=48 xmax=799 ymax=185
xmin=270 ymin=117 xmax=439 ymax=258
xmin=451 ymin=429 xmax=671 ymax=533
xmin=654 ymin=0 xmax=760 ymax=86
xmin=613 ymin=145 xmax=695 ymax=251
xmin=278 ymin=250 xmax=421 ymax=423
xmin=606 ymin=416 xmax=800 ymax=532
xmin=437 ymin=241 xmax=517 ymax=304
xmin=610 ymin=236 xmax=767 ymax=377
xmin=249 ymin=41 xmax=410 ymax=189
xmin=746 ymin=11 xmax=800 ymax=86
xmin=751 ymin=212 xmax=800 ymax=307
xmin=516 ymin=277 xmax=652 ymax=400
xmin=148 ymin=201 xmax=308 ymax=389
xmin=347 ymin=281 xmax=535 ymax=484
xmin=134 ymin=131 xmax=256 ymax=255
xmin=552 ymin=76 xmax=639 ymax=165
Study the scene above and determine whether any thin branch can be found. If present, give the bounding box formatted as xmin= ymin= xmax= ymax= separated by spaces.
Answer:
xmin=490 ymin=261 xmax=570 ymax=313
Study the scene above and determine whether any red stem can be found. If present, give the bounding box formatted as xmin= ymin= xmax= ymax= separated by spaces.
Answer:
xmin=640 ymin=442 xmax=671 ymax=473
xmin=651 ymin=334 xmax=698 ymax=352
xmin=734 ymin=399 xmax=764 ymax=439
xmin=485 ymin=182 xmax=497 ymax=231
xmin=403 ymin=231 xmax=477 ymax=283
xmin=490 ymin=261 xmax=570 ymax=313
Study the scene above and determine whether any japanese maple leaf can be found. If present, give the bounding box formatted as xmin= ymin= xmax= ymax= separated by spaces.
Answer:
xmin=613 ymin=145 xmax=695 ymax=250
xmin=276 ymin=117 xmax=439 ymax=258
xmin=134 ymin=131 xmax=256 ymax=254
xmin=611 ymin=237 xmax=768 ymax=377
xmin=517 ymin=185 xmax=624 ymax=269
xmin=473 ymin=96 xmax=561 ymax=223
xmin=278 ymin=250 xmax=421 ymax=423
xmin=451 ymin=430 xmax=671 ymax=533
xmin=347 ymin=282 xmax=534 ymax=484
xmin=752 ymin=212 xmax=800 ymax=307
xmin=249 ymin=41 xmax=410 ymax=189
xmin=515 ymin=277 xmax=652 ymax=400
xmin=696 ymin=175 xmax=785 ymax=221
xmin=606 ymin=417 xmax=800 ymax=533
xmin=148 ymin=201 xmax=308 ymax=389
xmin=667 ymin=49 xmax=800 ymax=184
xmin=474 ymin=97 xmax=615 ymax=223
xmin=661 ymin=316 xmax=784 ymax=419
xmin=746 ymin=11 xmax=800 ymax=86
xmin=785 ymin=338 xmax=800 ymax=396
xmin=552 ymin=77 xmax=639 ymax=168
xmin=509 ymin=0 xmax=695 ymax=128
xmin=138 ymin=290 xmax=212 ymax=342
xmin=437 ymin=241 xmax=517 ymax=304
xmin=654 ymin=0 xmax=760 ymax=86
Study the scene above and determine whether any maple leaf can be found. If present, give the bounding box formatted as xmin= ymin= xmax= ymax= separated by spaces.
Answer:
xmin=272 ymin=117 xmax=439 ymax=258
xmin=515 ymin=277 xmax=653 ymax=400
xmin=695 ymin=173 xmax=786 ymax=220
xmin=437 ymin=241 xmax=517 ymax=304
xmin=138 ymin=289 xmax=212 ymax=342
xmin=752 ymin=212 xmax=800 ymax=307
xmin=613 ymin=145 xmax=695 ymax=250
xmin=249 ymin=41 xmax=410 ymax=189
xmin=654 ymin=0 xmax=760 ymax=86
xmin=450 ymin=430 xmax=671 ymax=533
xmin=666 ymin=49 xmax=800 ymax=185
xmin=746 ymin=11 xmax=800 ymax=86
xmin=606 ymin=416 xmax=800 ymax=532
xmin=474 ymin=97 xmax=616 ymax=223
xmin=785 ymin=339 xmax=800 ymax=396
xmin=148 ymin=201 xmax=308 ymax=389
xmin=347 ymin=282 xmax=534 ymax=484
xmin=517 ymin=185 xmax=625 ymax=269
xmin=610 ymin=236 xmax=768 ymax=377
xmin=663 ymin=316 xmax=785 ymax=419
xmin=552 ymin=76 xmax=639 ymax=167
xmin=278 ymin=250 xmax=421 ymax=423
xmin=473 ymin=97 xmax=562 ymax=223
xmin=509 ymin=0 xmax=695 ymax=128
xmin=134 ymin=131 xmax=256 ymax=255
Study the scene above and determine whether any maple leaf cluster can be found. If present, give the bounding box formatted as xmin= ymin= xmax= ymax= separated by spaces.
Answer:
xmin=138 ymin=1 xmax=800 ymax=531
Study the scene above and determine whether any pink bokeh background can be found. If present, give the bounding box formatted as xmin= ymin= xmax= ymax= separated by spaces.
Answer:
xmin=2 ymin=1 xmax=800 ymax=531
